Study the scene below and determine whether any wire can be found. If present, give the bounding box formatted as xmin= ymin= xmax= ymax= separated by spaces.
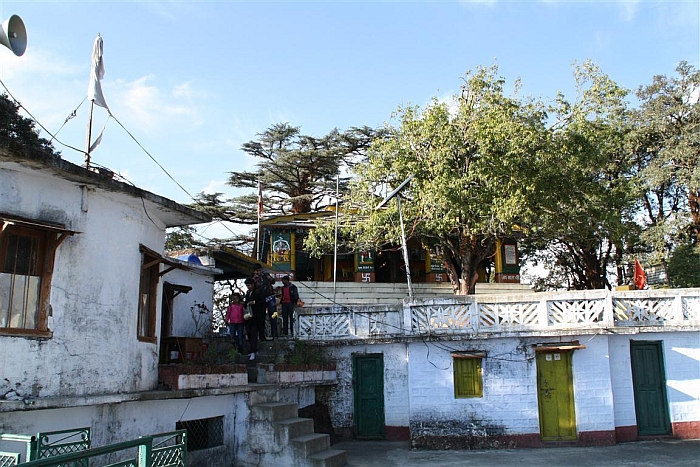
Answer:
xmin=0 ymin=79 xmax=249 ymax=245
xmin=111 ymin=115 xmax=196 ymax=201
xmin=49 ymin=97 xmax=87 ymax=143
xmin=0 ymin=78 xmax=89 ymax=157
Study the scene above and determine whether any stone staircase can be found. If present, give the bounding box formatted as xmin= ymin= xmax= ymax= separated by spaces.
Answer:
xmin=295 ymin=281 xmax=533 ymax=308
xmin=242 ymin=390 xmax=347 ymax=467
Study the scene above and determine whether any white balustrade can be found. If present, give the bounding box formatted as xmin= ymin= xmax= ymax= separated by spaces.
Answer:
xmin=295 ymin=289 xmax=700 ymax=340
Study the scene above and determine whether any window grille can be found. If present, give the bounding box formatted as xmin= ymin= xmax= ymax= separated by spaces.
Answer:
xmin=0 ymin=214 xmax=75 ymax=336
xmin=175 ymin=416 xmax=223 ymax=451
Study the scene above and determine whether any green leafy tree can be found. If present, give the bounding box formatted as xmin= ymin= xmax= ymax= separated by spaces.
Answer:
xmin=308 ymin=65 xmax=550 ymax=294
xmin=522 ymin=61 xmax=636 ymax=290
xmin=0 ymin=93 xmax=59 ymax=155
xmin=667 ymin=244 xmax=700 ymax=287
xmin=164 ymin=226 xmax=205 ymax=251
xmin=628 ymin=61 xmax=700 ymax=259
xmin=225 ymin=123 xmax=385 ymax=220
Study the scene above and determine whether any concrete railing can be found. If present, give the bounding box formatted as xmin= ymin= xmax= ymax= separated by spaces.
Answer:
xmin=296 ymin=288 xmax=700 ymax=341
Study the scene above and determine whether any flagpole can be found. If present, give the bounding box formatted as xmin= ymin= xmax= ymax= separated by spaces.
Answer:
xmin=84 ymin=100 xmax=94 ymax=168
xmin=333 ymin=175 xmax=339 ymax=303
xmin=86 ymin=33 xmax=109 ymax=168
xmin=257 ymin=180 xmax=262 ymax=261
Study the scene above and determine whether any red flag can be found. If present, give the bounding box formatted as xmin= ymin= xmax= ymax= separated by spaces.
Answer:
xmin=634 ymin=258 xmax=647 ymax=290
xmin=257 ymin=181 xmax=263 ymax=217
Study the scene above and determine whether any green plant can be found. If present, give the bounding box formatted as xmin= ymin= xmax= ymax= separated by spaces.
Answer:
xmin=190 ymin=301 xmax=211 ymax=338
xmin=285 ymin=340 xmax=329 ymax=366
xmin=201 ymin=337 xmax=239 ymax=365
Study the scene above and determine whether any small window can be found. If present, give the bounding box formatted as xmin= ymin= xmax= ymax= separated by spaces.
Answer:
xmin=138 ymin=250 xmax=160 ymax=342
xmin=176 ymin=416 xmax=224 ymax=451
xmin=0 ymin=217 xmax=71 ymax=337
xmin=453 ymin=354 xmax=483 ymax=398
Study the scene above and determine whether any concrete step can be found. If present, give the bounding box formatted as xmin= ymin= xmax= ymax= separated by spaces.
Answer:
xmin=290 ymin=432 xmax=331 ymax=458
xmin=309 ymin=448 xmax=348 ymax=467
xmin=296 ymin=281 xmax=533 ymax=308
xmin=275 ymin=417 xmax=315 ymax=445
xmin=253 ymin=402 xmax=299 ymax=422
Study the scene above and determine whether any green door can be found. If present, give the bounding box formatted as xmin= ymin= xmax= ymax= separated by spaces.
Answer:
xmin=353 ymin=354 xmax=385 ymax=439
xmin=630 ymin=341 xmax=671 ymax=436
xmin=536 ymin=351 xmax=577 ymax=441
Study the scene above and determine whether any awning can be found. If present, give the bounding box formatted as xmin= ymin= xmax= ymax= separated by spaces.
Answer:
xmin=210 ymin=246 xmax=269 ymax=280
xmin=1 ymin=213 xmax=80 ymax=235
xmin=163 ymin=281 xmax=192 ymax=298
xmin=140 ymin=244 xmax=193 ymax=277
xmin=1 ymin=213 xmax=80 ymax=253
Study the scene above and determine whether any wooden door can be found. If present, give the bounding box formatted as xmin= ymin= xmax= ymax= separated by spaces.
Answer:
xmin=536 ymin=351 xmax=577 ymax=441
xmin=630 ymin=341 xmax=671 ymax=436
xmin=353 ymin=354 xmax=386 ymax=439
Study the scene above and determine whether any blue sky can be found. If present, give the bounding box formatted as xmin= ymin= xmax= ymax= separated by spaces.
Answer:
xmin=0 ymin=0 xmax=698 ymax=243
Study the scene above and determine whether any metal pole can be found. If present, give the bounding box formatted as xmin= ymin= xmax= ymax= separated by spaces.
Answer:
xmin=333 ymin=176 xmax=339 ymax=303
xmin=84 ymin=101 xmax=94 ymax=167
xmin=397 ymin=195 xmax=414 ymax=301
xmin=257 ymin=180 xmax=262 ymax=261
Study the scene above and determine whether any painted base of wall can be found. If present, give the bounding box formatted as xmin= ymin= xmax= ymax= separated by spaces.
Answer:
xmin=411 ymin=433 xmax=540 ymax=450
xmin=386 ymin=426 xmax=410 ymax=441
xmin=673 ymin=421 xmax=700 ymax=439
xmin=410 ymin=431 xmax=616 ymax=450
xmin=332 ymin=426 xmax=409 ymax=442
xmin=616 ymin=422 xmax=700 ymax=442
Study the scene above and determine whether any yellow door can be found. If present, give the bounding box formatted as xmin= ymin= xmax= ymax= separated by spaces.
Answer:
xmin=536 ymin=351 xmax=577 ymax=441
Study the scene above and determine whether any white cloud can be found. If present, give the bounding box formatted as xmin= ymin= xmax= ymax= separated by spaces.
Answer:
xmin=618 ymin=0 xmax=640 ymax=22
xmin=112 ymin=75 xmax=204 ymax=134
xmin=201 ymin=179 xmax=229 ymax=195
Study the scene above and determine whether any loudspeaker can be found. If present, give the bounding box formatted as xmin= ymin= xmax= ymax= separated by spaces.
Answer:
xmin=0 ymin=15 xmax=27 ymax=56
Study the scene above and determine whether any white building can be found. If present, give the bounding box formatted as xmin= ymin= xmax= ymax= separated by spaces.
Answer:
xmin=296 ymin=288 xmax=700 ymax=446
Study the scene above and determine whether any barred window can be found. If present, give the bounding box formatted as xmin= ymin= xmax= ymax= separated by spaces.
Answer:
xmin=176 ymin=416 xmax=223 ymax=451
xmin=1 ymin=215 xmax=73 ymax=337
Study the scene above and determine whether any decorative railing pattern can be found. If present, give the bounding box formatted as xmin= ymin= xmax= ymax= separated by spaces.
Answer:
xmin=0 ymin=428 xmax=90 ymax=467
xmin=0 ymin=429 xmax=184 ymax=467
xmin=682 ymin=296 xmax=700 ymax=320
xmin=297 ymin=289 xmax=700 ymax=340
xmin=0 ymin=435 xmax=33 ymax=466
xmin=0 ymin=452 xmax=20 ymax=467
xmin=18 ymin=431 xmax=186 ymax=467
xmin=35 ymin=428 xmax=91 ymax=463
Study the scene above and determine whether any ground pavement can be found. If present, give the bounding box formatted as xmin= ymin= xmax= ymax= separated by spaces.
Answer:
xmin=333 ymin=439 xmax=700 ymax=467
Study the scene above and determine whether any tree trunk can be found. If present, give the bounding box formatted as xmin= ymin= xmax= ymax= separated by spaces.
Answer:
xmin=690 ymin=188 xmax=699 ymax=244
xmin=441 ymin=235 xmax=496 ymax=295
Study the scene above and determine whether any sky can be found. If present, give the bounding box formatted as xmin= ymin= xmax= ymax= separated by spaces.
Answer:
xmin=0 ymin=0 xmax=698 ymax=245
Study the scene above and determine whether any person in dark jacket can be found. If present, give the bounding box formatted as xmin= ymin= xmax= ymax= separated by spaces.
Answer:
xmin=253 ymin=263 xmax=277 ymax=340
xmin=280 ymin=275 xmax=299 ymax=336
xmin=243 ymin=277 xmax=267 ymax=360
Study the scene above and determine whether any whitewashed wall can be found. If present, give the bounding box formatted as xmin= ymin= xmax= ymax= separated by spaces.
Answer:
xmin=0 ymin=165 xmax=167 ymax=399
xmin=326 ymin=331 xmax=698 ymax=442
xmin=325 ymin=343 xmax=409 ymax=435
xmin=0 ymin=386 xmax=319 ymax=467
xmin=408 ymin=337 xmax=541 ymax=438
xmin=0 ymin=394 xmax=248 ymax=467
xmin=408 ymin=336 xmax=617 ymax=438
xmin=609 ymin=332 xmax=700 ymax=428
xmin=165 ymin=265 xmax=218 ymax=337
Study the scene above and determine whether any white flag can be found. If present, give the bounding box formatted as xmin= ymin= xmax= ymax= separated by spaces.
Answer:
xmin=87 ymin=34 xmax=110 ymax=112
xmin=89 ymin=120 xmax=109 ymax=153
